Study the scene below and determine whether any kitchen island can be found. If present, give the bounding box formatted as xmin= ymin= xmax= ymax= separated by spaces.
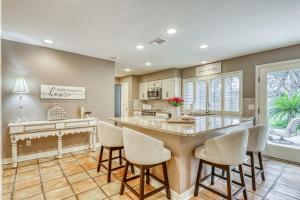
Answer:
xmin=110 ymin=115 xmax=253 ymax=199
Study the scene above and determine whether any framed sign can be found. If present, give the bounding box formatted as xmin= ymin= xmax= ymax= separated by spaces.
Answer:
xmin=196 ymin=62 xmax=221 ymax=77
xmin=40 ymin=85 xmax=85 ymax=100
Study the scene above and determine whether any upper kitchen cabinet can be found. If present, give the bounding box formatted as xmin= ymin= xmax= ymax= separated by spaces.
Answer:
xmin=148 ymin=80 xmax=162 ymax=88
xmin=139 ymin=82 xmax=148 ymax=100
xmin=139 ymin=78 xmax=181 ymax=100
xmin=162 ymin=78 xmax=181 ymax=99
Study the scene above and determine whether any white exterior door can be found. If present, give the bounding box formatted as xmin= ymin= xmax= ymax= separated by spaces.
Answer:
xmin=257 ymin=59 xmax=300 ymax=125
xmin=121 ymin=83 xmax=129 ymax=117
xmin=256 ymin=59 xmax=300 ymax=163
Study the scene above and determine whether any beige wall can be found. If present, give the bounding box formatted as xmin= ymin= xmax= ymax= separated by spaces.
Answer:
xmin=139 ymin=68 xmax=182 ymax=83
xmin=182 ymin=44 xmax=300 ymax=98
xmin=2 ymin=39 xmax=115 ymax=159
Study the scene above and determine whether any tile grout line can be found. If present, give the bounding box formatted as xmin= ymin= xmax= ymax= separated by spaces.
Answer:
xmin=58 ymin=154 xmax=80 ymax=200
xmin=81 ymin=152 xmax=112 ymax=199
xmin=10 ymin=167 xmax=17 ymax=200
xmin=261 ymin=170 xmax=284 ymax=200
xmin=37 ymin=159 xmax=48 ymax=200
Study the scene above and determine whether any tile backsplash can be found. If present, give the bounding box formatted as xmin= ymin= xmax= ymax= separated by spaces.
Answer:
xmin=243 ymin=98 xmax=255 ymax=116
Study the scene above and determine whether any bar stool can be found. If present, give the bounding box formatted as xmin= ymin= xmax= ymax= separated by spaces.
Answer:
xmin=120 ymin=127 xmax=171 ymax=200
xmin=97 ymin=121 xmax=134 ymax=182
xmin=244 ymin=125 xmax=268 ymax=190
xmin=194 ymin=130 xmax=249 ymax=200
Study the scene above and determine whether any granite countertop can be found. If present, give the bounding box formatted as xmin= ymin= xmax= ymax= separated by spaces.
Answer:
xmin=110 ymin=115 xmax=253 ymax=136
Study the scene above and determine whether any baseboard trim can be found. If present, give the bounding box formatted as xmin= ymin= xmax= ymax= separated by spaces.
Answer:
xmin=150 ymin=175 xmax=195 ymax=200
xmin=2 ymin=143 xmax=101 ymax=165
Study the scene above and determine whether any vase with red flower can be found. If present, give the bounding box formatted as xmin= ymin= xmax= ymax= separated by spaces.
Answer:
xmin=166 ymin=97 xmax=184 ymax=119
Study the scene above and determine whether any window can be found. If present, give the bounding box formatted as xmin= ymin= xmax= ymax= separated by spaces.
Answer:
xmin=195 ymin=80 xmax=206 ymax=112
xmin=183 ymin=79 xmax=194 ymax=111
xmin=224 ymin=74 xmax=240 ymax=112
xmin=209 ymin=77 xmax=222 ymax=112
xmin=182 ymin=71 xmax=242 ymax=115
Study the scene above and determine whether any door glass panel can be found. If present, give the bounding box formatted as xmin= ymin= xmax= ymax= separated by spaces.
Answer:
xmin=183 ymin=80 xmax=194 ymax=110
xmin=195 ymin=80 xmax=206 ymax=112
xmin=267 ymin=69 xmax=300 ymax=145
xmin=224 ymin=75 xmax=240 ymax=112
xmin=209 ymin=78 xmax=222 ymax=112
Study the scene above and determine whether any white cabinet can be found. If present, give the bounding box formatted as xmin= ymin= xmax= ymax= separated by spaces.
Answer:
xmin=148 ymin=80 xmax=162 ymax=88
xmin=139 ymin=78 xmax=181 ymax=100
xmin=139 ymin=83 xmax=148 ymax=100
xmin=162 ymin=78 xmax=181 ymax=99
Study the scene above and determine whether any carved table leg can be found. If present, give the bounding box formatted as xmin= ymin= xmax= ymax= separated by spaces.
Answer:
xmin=89 ymin=130 xmax=93 ymax=149
xmin=57 ymin=133 xmax=63 ymax=158
xmin=89 ymin=129 xmax=96 ymax=151
xmin=11 ymin=138 xmax=18 ymax=168
xmin=92 ymin=128 xmax=96 ymax=151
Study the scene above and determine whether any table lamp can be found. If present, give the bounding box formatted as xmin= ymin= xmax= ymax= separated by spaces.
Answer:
xmin=12 ymin=77 xmax=29 ymax=123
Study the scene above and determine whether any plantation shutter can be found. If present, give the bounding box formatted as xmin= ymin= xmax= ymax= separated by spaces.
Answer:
xmin=208 ymin=77 xmax=222 ymax=112
xmin=224 ymin=74 xmax=240 ymax=113
xmin=195 ymin=80 xmax=206 ymax=112
xmin=183 ymin=79 xmax=194 ymax=111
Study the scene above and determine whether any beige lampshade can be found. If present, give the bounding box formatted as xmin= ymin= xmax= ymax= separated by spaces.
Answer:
xmin=12 ymin=77 xmax=29 ymax=94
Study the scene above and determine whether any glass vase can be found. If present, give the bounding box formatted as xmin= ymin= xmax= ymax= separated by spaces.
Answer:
xmin=172 ymin=107 xmax=181 ymax=119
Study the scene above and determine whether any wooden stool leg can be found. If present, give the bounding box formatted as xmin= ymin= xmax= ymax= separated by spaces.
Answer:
xmin=146 ymin=169 xmax=150 ymax=184
xmin=194 ymin=160 xmax=203 ymax=197
xmin=226 ymin=166 xmax=233 ymax=200
xmin=258 ymin=152 xmax=265 ymax=181
xmin=119 ymin=149 xmax=122 ymax=165
xmin=222 ymin=169 xmax=226 ymax=178
xmin=239 ymin=164 xmax=248 ymax=200
xmin=107 ymin=148 xmax=113 ymax=183
xmin=97 ymin=146 xmax=104 ymax=172
xmin=211 ymin=166 xmax=215 ymax=185
xmin=120 ymin=160 xmax=129 ymax=195
xmin=249 ymin=152 xmax=256 ymax=190
xmin=139 ymin=166 xmax=145 ymax=200
xmin=130 ymin=164 xmax=135 ymax=174
xmin=162 ymin=162 xmax=171 ymax=199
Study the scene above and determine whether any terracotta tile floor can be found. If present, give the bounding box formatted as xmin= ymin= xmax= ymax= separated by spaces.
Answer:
xmin=2 ymin=149 xmax=300 ymax=200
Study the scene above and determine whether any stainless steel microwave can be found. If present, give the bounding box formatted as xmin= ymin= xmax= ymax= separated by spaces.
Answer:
xmin=147 ymin=87 xmax=162 ymax=99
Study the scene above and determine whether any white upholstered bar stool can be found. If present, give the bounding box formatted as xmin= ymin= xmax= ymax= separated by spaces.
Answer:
xmin=194 ymin=130 xmax=249 ymax=200
xmin=97 ymin=121 xmax=134 ymax=183
xmin=244 ymin=125 xmax=268 ymax=190
xmin=120 ymin=127 xmax=171 ymax=200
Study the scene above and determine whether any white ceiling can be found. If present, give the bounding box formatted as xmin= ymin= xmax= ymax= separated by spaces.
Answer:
xmin=3 ymin=0 xmax=300 ymax=77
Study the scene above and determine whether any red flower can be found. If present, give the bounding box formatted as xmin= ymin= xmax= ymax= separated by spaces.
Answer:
xmin=166 ymin=97 xmax=184 ymax=107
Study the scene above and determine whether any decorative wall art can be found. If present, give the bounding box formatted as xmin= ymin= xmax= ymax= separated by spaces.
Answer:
xmin=195 ymin=62 xmax=222 ymax=77
xmin=40 ymin=85 xmax=85 ymax=100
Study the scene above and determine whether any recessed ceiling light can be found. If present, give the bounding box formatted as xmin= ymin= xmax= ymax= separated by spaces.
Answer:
xmin=200 ymin=44 xmax=208 ymax=49
xmin=145 ymin=62 xmax=151 ymax=66
xmin=43 ymin=39 xmax=53 ymax=44
xmin=166 ymin=28 xmax=177 ymax=35
xmin=201 ymin=61 xmax=207 ymax=64
xmin=124 ymin=68 xmax=131 ymax=72
xmin=136 ymin=45 xmax=144 ymax=50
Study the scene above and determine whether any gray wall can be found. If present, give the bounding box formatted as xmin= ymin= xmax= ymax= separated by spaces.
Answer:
xmin=182 ymin=44 xmax=300 ymax=98
xmin=2 ymin=39 xmax=115 ymax=159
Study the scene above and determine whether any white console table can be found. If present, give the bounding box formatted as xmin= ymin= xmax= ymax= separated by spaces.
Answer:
xmin=8 ymin=118 xmax=98 ymax=168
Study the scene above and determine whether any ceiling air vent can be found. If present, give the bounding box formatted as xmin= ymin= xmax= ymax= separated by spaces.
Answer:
xmin=149 ymin=37 xmax=166 ymax=45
